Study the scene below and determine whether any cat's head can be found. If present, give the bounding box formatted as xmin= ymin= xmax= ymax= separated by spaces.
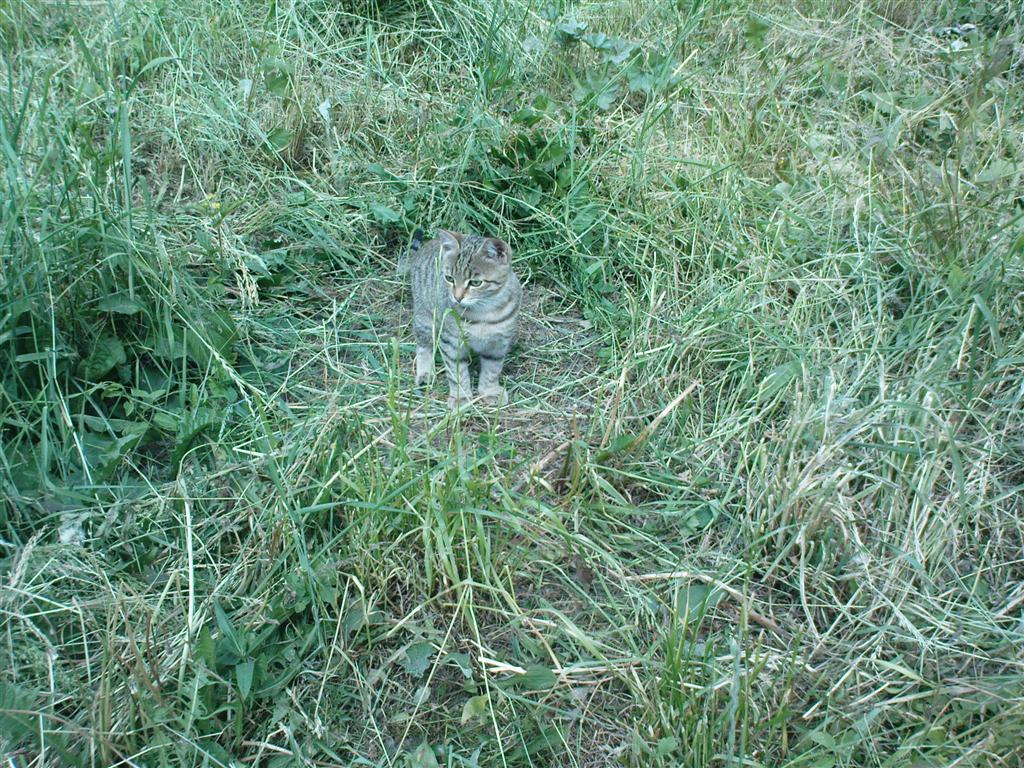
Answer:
xmin=437 ymin=229 xmax=512 ymax=307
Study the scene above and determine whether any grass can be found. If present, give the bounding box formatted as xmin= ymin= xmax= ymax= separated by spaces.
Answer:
xmin=2 ymin=0 xmax=1023 ymax=765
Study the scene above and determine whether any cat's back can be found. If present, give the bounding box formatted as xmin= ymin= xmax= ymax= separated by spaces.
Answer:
xmin=409 ymin=237 xmax=442 ymax=305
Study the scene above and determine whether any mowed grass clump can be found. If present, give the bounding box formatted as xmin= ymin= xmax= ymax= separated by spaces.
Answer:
xmin=2 ymin=0 xmax=1023 ymax=765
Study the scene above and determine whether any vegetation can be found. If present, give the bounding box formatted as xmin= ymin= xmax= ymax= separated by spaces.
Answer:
xmin=2 ymin=0 xmax=1023 ymax=764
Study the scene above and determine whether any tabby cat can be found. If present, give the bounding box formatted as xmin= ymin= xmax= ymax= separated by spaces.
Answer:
xmin=401 ymin=227 xmax=522 ymax=408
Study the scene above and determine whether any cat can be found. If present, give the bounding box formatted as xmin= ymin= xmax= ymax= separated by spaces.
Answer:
xmin=400 ymin=227 xmax=522 ymax=408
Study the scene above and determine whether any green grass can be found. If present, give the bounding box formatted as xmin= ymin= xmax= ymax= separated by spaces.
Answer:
xmin=2 ymin=0 xmax=1023 ymax=765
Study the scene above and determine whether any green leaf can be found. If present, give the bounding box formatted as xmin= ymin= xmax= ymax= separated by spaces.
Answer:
xmin=605 ymin=40 xmax=641 ymax=66
xmin=401 ymin=642 xmax=434 ymax=679
xmin=758 ymin=361 xmax=798 ymax=401
xmin=973 ymin=293 xmax=1004 ymax=352
xmin=98 ymin=293 xmax=146 ymax=314
xmin=408 ymin=742 xmax=440 ymax=768
xmin=628 ymin=71 xmax=656 ymax=95
xmin=461 ymin=694 xmax=489 ymax=724
xmin=510 ymin=665 xmax=557 ymax=691
xmin=367 ymin=162 xmax=399 ymax=180
xmin=0 ymin=682 xmax=83 ymax=767
xmin=581 ymin=32 xmax=615 ymax=51
xmin=170 ymin=409 xmax=219 ymax=476
xmin=555 ymin=19 xmax=587 ymax=43
xmin=152 ymin=410 xmax=180 ymax=432
xmin=676 ymin=583 xmax=717 ymax=621
xmin=596 ymin=433 xmax=635 ymax=462
xmin=127 ymin=55 xmax=175 ymax=95
xmin=512 ymin=106 xmax=543 ymax=127
xmin=267 ymin=125 xmax=292 ymax=151
xmin=806 ymin=728 xmax=838 ymax=751
xmin=342 ymin=600 xmax=367 ymax=636
xmin=539 ymin=141 xmax=568 ymax=169
xmin=236 ymin=660 xmax=255 ymax=701
xmin=265 ymin=71 xmax=290 ymax=97
xmin=369 ymin=204 xmax=401 ymax=223
xmin=445 ymin=652 xmax=473 ymax=678
xmin=744 ymin=14 xmax=770 ymax=48
xmin=947 ymin=263 xmax=967 ymax=294
xmin=79 ymin=335 xmax=126 ymax=379
xmin=196 ymin=626 xmax=216 ymax=667
xmin=974 ymin=158 xmax=1017 ymax=183
xmin=656 ymin=736 xmax=679 ymax=756
xmin=571 ymin=204 xmax=601 ymax=236
xmin=214 ymin=603 xmax=245 ymax=657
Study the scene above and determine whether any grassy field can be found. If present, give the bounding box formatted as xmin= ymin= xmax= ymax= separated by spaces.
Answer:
xmin=2 ymin=0 xmax=1024 ymax=765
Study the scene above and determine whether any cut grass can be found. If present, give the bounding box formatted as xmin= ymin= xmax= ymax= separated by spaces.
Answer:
xmin=2 ymin=0 xmax=1024 ymax=765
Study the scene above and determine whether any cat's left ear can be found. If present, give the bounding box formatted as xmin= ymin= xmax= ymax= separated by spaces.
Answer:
xmin=485 ymin=237 xmax=511 ymax=263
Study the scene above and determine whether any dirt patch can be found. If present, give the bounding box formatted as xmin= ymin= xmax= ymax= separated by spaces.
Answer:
xmin=310 ymin=273 xmax=607 ymax=477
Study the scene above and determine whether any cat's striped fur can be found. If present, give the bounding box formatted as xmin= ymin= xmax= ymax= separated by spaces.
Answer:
xmin=405 ymin=228 xmax=521 ymax=407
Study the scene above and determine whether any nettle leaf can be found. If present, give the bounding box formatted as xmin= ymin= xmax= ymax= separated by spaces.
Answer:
xmin=80 ymin=430 xmax=141 ymax=481
xmin=975 ymin=159 xmax=1018 ymax=183
xmin=79 ymin=335 xmax=126 ymax=379
xmin=98 ymin=293 xmax=146 ymax=315
xmin=401 ymin=642 xmax=434 ymax=679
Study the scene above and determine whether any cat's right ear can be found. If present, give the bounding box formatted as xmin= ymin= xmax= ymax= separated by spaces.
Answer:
xmin=437 ymin=229 xmax=461 ymax=255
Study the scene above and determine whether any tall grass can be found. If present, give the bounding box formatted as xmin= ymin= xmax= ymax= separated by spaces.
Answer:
xmin=2 ymin=0 xmax=1023 ymax=765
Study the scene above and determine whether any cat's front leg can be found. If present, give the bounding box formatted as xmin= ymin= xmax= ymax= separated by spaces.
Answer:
xmin=477 ymin=354 xmax=508 ymax=406
xmin=413 ymin=321 xmax=434 ymax=386
xmin=446 ymin=359 xmax=473 ymax=409
xmin=441 ymin=343 xmax=473 ymax=409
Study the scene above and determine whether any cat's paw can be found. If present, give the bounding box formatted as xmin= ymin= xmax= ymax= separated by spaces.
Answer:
xmin=478 ymin=387 xmax=508 ymax=407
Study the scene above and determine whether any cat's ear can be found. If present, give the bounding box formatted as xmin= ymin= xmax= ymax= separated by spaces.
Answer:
xmin=437 ymin=229 xmax=461 ymax=255
xmin=485 ymin=237 xmax=511 ymax=263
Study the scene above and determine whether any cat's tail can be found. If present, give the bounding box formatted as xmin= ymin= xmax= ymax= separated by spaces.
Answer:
xmin=397 ymin=228 xmax=424 ymax=277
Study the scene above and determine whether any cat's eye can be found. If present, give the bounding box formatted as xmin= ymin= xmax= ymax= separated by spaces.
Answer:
xmin=468 ymin=279 xmax=482 ymax=288
xmin=443 ymin=274 xmax=454 ymax=283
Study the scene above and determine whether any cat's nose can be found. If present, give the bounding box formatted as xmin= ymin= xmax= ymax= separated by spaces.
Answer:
xmin=453 ymin=286 xmax=466 ymax=302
